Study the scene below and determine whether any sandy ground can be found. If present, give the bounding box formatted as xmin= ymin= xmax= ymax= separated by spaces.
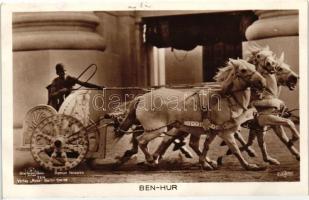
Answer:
xmin=14 ymin=127 xmax=300 ymax=183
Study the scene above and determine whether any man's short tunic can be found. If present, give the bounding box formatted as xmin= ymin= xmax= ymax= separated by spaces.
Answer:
xmin=46 ymin=76 xmax=77 ymax=111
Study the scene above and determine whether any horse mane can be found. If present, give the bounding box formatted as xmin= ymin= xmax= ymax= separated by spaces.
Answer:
xmin=213 ymin=61 xmax=235 ymax=91
xmin=245 ymin=43 xmax=274 ymax=63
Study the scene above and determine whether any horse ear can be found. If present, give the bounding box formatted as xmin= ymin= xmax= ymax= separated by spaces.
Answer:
xmin=228 ymin=58 xmax=236 ymax=66
xmin=229 ymin=58 xmax=237 ymax=62
xmin=279 ymin=52 xmax=285 ymax=62
xmin=229 ymin=58 xmax=240 ymax=70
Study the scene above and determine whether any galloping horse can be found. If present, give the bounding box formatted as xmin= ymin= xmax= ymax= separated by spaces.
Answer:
xmin=217 ymin=46 xmax=299 ymax=165
xmin=144 ymin=46 xmax=299 ymax=169
xmin=148 ymin=47 xmax=281 ymax=166
xmin=115 ymin=59 xmax=266 ymax=170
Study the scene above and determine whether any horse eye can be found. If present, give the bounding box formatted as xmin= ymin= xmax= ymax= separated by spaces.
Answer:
xmin=266 ymin=62 xmax=271 ymax=66
xmin=256 ymin=55 xmax=260 ymax=59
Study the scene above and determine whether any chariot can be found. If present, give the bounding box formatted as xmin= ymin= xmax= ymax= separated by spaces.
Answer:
xmin=21 ymin=83 xmax=222 ymax=171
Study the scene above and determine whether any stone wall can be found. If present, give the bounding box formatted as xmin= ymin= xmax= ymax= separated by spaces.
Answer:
xmin=165 ymin=46 xmax=203 ymax=85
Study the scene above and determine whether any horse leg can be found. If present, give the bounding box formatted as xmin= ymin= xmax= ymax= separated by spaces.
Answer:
xmin=116 ymin=132 xmax=141 ymax=165
xmin=272 ymin=125 xmax=300 ymax=161
xmin=234 ymin=131 xmax=256 ymax=157
xmin=174 ymin=135 xmax=193 ymax=159
xmin=244 ymin=129 xmax=258 ymax=157
xmin=256 ymin=129 xmax=280 ymax=165
xmin=199 ymin=131 xmax=217 ymax=170
xmin=153 ymin=131 xmax=190 ymax=164
xmin=259 ymin=115 xmax=299 ymax=141
xmin=217 ymin=130 xmax=256 ymax=166
xmin=189 ymin=134 xmax=202 ymax=156
xmin=219 ymin=130 xmax=262 ymax=171
xmin=153 ymin=135 xmax=176 ymax=164
xmin=188 ymin=133 xmax=213 ymax=167
xmin=136 ymin=131 xmax=163 ymax=165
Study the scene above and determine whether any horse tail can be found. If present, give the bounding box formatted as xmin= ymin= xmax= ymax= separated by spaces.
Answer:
xmin=115 ymin=97 xmax=141 ymax=139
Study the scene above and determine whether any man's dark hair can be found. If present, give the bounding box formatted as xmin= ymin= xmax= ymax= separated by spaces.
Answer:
xmin=55 ymin=63 xmax=65 ymax=74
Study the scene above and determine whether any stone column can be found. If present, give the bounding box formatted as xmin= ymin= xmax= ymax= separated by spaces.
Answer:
xmin=13 ymin=12 xmax=106 ymax=128
xmin=245 ymin=10 xmax=298 ymax=40
xmin=243 ymin=10 xmax=299 ymax=108
xmin=13 ymin=13 xmax=107 ymax=169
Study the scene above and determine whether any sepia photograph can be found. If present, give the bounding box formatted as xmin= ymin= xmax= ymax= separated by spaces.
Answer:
xmin=2 ymin=0 xmax=308 ymax=197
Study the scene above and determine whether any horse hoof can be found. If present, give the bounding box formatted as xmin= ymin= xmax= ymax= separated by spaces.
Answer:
xmin=200 ymin=162 xmax=214 ymax=170
xmin=145 ymin=161 xmax=160 ymax=170
xmin=217 ymin=157 xmax=223 ymax=166
xmin=146 ymin=155 xmax=155 ymax=164
xmin=265 ymin=158 xmax=280 ymax=165
xmin=296 ymin=155 xmax=300 ymax=161
xmin=208 ymin=160 xmax=218 ymax=169
xmin=245 ymin=163 xmax=267 ymax=171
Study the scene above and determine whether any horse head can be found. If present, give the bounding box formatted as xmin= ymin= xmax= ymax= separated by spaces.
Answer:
xmin=214 ymin=58 xmax=266 ymax=93
xmin=247 ymin=46 xmax=278 ymax=74
xmin=274 ymin=52 xmax=299 ymax=90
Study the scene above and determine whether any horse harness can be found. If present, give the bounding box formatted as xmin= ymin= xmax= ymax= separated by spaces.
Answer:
xmin=182 ymin=89 xmax=249 ymax=131
xmin=182 ymin=70 xmax=261 ymax=131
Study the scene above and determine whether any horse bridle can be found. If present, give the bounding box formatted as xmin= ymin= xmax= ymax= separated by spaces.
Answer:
xmin=235 ymin=69 xmax=263 ymax=91
xmin=260 ymin=56 xmax=298 ymax=86
xmin=254 ymin=53 xmax=278 ymax=74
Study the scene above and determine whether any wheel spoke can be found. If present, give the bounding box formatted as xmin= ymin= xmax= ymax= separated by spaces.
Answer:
xmin=64 ymin=144 xmax=84 ymax=153
xmin=32 ymin=145 xmax=52 ymax=153
xmin=53 ymin=122 xmax=60 ymax=136
xmin=35 ymin=131 xmax=53 ymax=142
xmin=66 ymin=131 xmax=84 ymax=143
xmin=30 ymin=114 xmax=88 ymax=171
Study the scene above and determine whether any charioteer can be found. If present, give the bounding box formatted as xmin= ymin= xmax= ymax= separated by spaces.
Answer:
xmin=47 ymin=63 xmax=104 ymax=111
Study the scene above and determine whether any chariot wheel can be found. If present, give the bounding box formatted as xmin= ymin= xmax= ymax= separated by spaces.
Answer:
xmin=23 ymin=105 xmax=57 ymax=145
xmin=30 ymin=114 xmax=89 ymax=171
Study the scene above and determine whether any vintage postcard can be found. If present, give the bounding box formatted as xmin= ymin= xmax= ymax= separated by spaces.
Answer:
xmin=1 ymin=0 xmax=308 ymax=198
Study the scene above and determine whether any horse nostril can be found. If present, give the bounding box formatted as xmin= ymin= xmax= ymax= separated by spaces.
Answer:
xmin=288 ymin=75 xmax=298 ymax=83
xmin=255 ymin=80 xmax=264 ymax=89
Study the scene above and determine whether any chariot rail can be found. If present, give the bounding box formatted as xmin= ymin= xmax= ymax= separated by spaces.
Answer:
xmin=75 ymin=82 xmax=223 ymax=91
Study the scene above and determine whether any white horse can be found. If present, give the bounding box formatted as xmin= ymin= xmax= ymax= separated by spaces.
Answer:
xmin=115 ymin=59 xmax=266 ymax=170
xmin=218 ymin=47 xmax=299 ymax=165
xmin=151 ymin=46 xmax=299 ymax=169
